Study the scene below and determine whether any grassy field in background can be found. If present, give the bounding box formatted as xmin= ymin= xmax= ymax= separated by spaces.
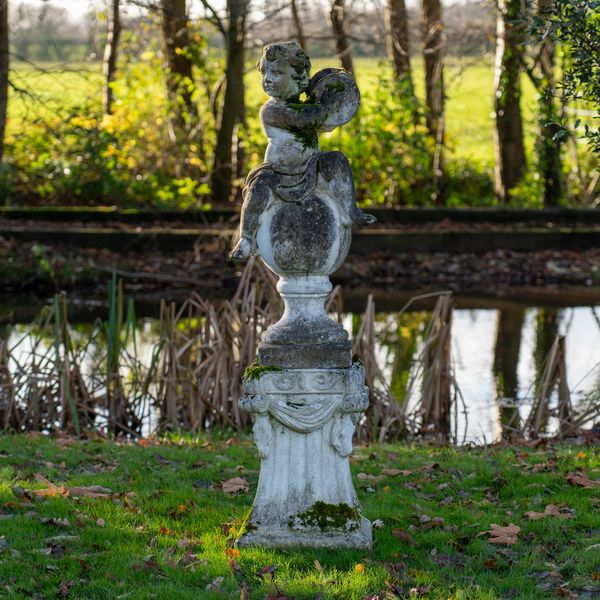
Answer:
xmin=0 ymin=434 xmax=599 ymax=599
xmin=8 ymin=56 xmax=540 ymax=167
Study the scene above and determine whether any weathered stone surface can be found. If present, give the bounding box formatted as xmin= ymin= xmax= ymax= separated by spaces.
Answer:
xmin=230 ymin=41 xmax=375 ymax=549
xmin=257 ymin=341 xmax=351 ymax=369
xmin=237 ymin=365 xmax=371 ymax=549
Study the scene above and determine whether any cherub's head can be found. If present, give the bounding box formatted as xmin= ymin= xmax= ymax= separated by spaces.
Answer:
xmin=257 ymin=42 xmax=310 ymax=101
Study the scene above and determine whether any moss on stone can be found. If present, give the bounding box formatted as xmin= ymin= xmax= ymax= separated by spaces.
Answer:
xmin=325 ymin=82 xmax=345 ymax=92
xmin=242 ymin=360 xmax=282 ymax=382
xmin=288 ymin=124 xmax=318 ymax=149
xmin=289 ymin=501 xmax=361 ymax=531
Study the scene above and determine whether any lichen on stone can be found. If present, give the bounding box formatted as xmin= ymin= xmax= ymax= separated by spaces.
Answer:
xmin=288 ymin=501 xmax=361 ymax=531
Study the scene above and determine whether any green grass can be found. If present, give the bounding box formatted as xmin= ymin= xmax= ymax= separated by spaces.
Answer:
xmin=9 ymin=56 xmax=540 ymax=167
xmin=0 ymin=434 xmax=599 ymax=599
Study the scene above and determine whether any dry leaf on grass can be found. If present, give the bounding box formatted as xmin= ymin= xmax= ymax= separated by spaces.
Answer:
xmin=357 ymin=472 xmax=384 ymax=483
xmin=566 ymin=472 xmax=600 ymax=489
xmin=382 ymin=468 xmax=414 ymax=477
xmin=32 ymin=474 xmax=112 ymax=499
xmin=524 ymin=504 xmax=574 ymax=520
xmin=33 ymin=474 xmax=69 ymax=498
xmin=479 ymin=523 xmax=520 ymax=545
xmin=69 ymin=485 xmax=112 ymax=498
xmin=222 ymin=477 xmax=249 ymax=494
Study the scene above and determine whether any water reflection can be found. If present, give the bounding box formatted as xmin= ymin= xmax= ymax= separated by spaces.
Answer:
xmin=3 ymin=305 xmax=599 ymax=443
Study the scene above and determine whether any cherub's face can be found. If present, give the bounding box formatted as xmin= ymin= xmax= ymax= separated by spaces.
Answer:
xmin=261 ymin=59 xmax=304 ymax=101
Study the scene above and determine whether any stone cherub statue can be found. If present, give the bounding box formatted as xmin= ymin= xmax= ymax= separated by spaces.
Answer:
xmin=230 ymin=41 xmax=375 ymax=260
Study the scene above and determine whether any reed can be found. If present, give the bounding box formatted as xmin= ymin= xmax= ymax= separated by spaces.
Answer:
xmin=526 ymin=334 xmax=575 ymax=439
xmin=0 ymin=262 xmax=596 ymax=442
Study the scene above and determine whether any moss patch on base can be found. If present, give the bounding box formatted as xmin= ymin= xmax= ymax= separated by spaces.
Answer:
xmin=289 ymin=501 xmax=361 ymax=531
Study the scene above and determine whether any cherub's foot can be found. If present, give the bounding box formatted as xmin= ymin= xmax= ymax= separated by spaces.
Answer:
xmin=351 ymin=208 xmax=377 ymax=226
xmin=229 ymin=237 xmax=253 ymax=260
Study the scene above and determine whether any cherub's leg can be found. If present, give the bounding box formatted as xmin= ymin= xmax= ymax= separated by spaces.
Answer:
xmin=318 ymin=151 xmax=376 ymax=226
xmin=230 ymin=180 xmax=270 ymax=260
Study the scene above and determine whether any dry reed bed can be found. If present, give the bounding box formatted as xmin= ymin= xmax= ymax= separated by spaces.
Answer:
xmin=0 ymin=259 xmax=597 ymax=442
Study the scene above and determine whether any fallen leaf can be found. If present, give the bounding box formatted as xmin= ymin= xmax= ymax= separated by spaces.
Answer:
xmin=314 ymin=559 xmax=323 ymax=574
xmin=259 ymin=564 xmax=278 ymax=577
xmin=222 ymin=477 xmax=249 ymax=494
xmin=33 ymin=474 xmax=69 ymax=498
xmin=357 ymin=472 xmax=384 ymax=483
xmin=392 ymin=528 xmax=413 ymax=543
xmin=566 ymin=472 xmax=600 ymax=489
xmin=225 ymin=548 xmax=240 ymax=559
xmin=355 ymin=563 xmax=366 ymax=574
xmin=68 ymin=485 xmax=112 ymax=498
xmin=383 ymin=468 xmax=414 ymax=477
xmin=96 ymin=518 xmax=105 ymax=527
xmin=525 ymin=504 xmax=574 ymax=520
xmin=479 ymin=523 xmax=520 ymax=545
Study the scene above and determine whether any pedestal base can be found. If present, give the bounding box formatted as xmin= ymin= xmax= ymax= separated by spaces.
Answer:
xmin=238 ymin=517 xmax=372 ymax=549
xmin=237 ymin=365 xmax=372 ymax=549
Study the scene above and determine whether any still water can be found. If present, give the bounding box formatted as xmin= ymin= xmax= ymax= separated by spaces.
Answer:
xmin=362 ymin=306 xmax=600 ymax=443
xmin=3 ymin=301 xmax=600 ymax=443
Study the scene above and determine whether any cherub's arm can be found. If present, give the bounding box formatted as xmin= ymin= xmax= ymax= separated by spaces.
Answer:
xmin=261 ymin=92 xmax=343 ymax=130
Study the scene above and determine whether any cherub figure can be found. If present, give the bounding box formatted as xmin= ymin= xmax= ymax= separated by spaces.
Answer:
xmin=230 ymin=41 xmax=375 ymax=260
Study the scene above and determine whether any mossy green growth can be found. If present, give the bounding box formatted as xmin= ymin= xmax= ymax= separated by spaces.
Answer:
xmin=325 ymin=82 xmax=346 ymax=92
xmin=242 ymin=360 xmax=282 ymax=382
xmin=288 ymin=124 xmax=319 ymax=149
xmin=289 ymin=501 xmax=361 ymax=531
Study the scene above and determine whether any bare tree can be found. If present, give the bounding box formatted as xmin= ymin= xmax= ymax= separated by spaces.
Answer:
xmin=290 ymin=0 xmax=307 ymax=51
xmin=493 ymin=0 xmax=526 ymax=202
xmin=330 ymin=0 xmax=354 ymax=75
xmin=0 ymin=0 xmax=8 ymax=164
xmin=211 ymin=0 xmax=248 ymax=202
xmin=103 ymin=0 xmax=121 ymax=115
xmin=386 ymin=0 xmax=413 ymax=89
xmin=421 ymin=0 xmax=445 ymax=202
xmin=160 ymin=0 xmax=203 ymax=154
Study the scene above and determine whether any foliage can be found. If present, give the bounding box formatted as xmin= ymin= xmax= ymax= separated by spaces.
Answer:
xmin=3 ymin=47 xmax=596 ymax=207
xmin=0 ymin=435 xmax=599 ymax=598
xmin=326 ymin=73 xmax=434 ymax=206
xmin=532 ymin=0 xmax=600 ymax=155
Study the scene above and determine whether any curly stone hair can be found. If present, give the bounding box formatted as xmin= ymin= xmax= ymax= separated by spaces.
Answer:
xmin=257 ymin=42 xmax=311 ymax=87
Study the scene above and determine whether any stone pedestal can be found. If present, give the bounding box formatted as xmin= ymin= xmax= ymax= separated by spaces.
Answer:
xmin=237 ymin=365 xmax=372 ymax=549
xmin=231 ymin=42 xmax=375 ymax=549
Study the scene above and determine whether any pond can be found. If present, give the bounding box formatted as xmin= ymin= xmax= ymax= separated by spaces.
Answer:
xmin=1 ymin=291 xmax=599 ymax=444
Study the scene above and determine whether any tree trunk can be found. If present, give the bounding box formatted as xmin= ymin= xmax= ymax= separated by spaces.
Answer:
xmin=386 ymin=0 xmax=413 ymax=90
xmin=290 ymin=0 xmax=307 ymax=52
xmin=537 ymin=0 xmax=563 ymax=207
xmin=493 ymin=0 xmax=526 ymax=202
xmin=211 ymin=0 xmax=246 ymax=202
xmin=330 ymin=0 xmax=354 ymax=75
xmin=421 ymin=0 xmax=445 ymax=203
xmin=493 ymin=308 xmax=524 ymax=437
xmin=102 ymin=0 xmax=121 ymax=115
xmin=0 ymin=0 xmax=7 ymax=165
xmin=160 ymin=0 xmax=203 ymax=154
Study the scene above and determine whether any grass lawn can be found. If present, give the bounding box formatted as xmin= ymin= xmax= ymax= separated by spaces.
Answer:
xmin=8 ymin=56 xmax=540 ymax=167
xmin=0 ymin=434 xmax=599 ymax=599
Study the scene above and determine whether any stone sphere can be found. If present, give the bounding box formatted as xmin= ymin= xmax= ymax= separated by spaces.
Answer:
xmin=256 ymin=194 xmax=351 ymax=277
